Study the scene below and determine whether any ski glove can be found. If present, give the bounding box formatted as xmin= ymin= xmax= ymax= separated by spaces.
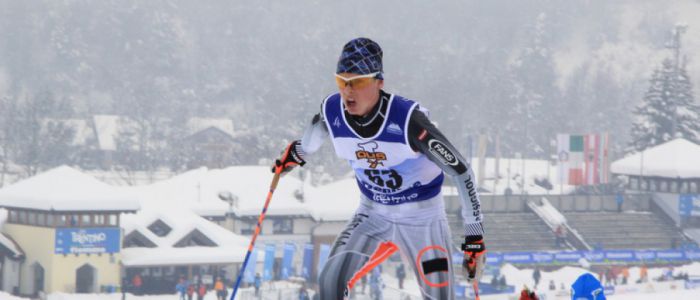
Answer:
xmin=462 ymin=235 xmax=486 ymax=283
xmin=271 ymin=140 xmax=306 ymax=175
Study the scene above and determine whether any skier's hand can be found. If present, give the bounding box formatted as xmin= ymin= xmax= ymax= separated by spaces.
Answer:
xmin=271 ymin=140 xmax=306 ymax=175
xmin=462 ymin=235 xmax=486 ymax=283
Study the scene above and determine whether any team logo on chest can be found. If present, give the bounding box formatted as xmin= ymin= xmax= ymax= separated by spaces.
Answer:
xmin=355 ymin=141 xmax=387 ymax=169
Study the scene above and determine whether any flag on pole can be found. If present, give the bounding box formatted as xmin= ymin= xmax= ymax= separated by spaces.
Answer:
xmin=301 ymin=243 xmax=313 ymax=280
xmin=263 ymin=244 xmax=276 ymax=281
xmin=317 ymin=244 xmax=331 ymax=277
xmin=243 ymin=247 xmax=258 ymax=283
xmin=281 ymin=243 xmax=295 ymax=280
xmin=557 ymin=133 xmax=610 ymax=186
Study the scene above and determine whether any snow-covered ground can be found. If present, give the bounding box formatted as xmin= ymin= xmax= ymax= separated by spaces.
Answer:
xmin=3 ymin=261 xmax=699 ymax=300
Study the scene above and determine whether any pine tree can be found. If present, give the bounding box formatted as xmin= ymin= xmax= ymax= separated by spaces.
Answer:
xmin=629 ymin=58 xmax=700 ymax=152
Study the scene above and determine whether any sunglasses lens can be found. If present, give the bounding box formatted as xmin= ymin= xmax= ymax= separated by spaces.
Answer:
xmin=351 ymin=77 xmax=373 ymax=89
xmin=335 ymin=77 xmax=349 ymax=89
xmin=335 ymin=75 xmax=375 ymax=90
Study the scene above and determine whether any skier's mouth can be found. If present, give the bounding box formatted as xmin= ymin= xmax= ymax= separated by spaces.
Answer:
xmin=345 ymin=98 xmax=357 ymax=109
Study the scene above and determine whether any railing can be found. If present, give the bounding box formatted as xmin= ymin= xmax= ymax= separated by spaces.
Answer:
xmin=527 ymin=197 xmax=592 ymax=251
xmin=445 ymin=193 xmax=652 ymax=214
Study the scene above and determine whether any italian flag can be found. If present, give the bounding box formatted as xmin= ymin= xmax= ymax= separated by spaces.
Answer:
xmin=557 ymin=133 xmax=609 ymax=185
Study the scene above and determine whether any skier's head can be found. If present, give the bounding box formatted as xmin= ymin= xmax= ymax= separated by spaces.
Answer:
xmin=336 ymin=37 xmax=383 ymax=78
xmin=335 ymin=37 xmax=384 ymax=116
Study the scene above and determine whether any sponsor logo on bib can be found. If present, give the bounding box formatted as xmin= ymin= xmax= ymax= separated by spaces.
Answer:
xmin=356 ymin=141 xmax=387 ymax=169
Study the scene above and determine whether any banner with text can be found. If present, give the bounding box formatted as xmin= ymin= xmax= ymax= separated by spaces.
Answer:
xmin=55 ymin=227 xmax=120 ymax=254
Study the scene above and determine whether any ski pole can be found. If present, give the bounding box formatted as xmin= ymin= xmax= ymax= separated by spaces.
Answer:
xmin=473 ymin=281 xmax=480 ymax=300
xmin=230 ymin=168 xmax=282 ymax=299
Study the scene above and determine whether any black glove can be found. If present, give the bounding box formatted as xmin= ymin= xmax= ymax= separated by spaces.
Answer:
xmin=461 ymin=235 xmax=486 ymax=283
xmin=271 ymin=140 xmax=306 ymax=174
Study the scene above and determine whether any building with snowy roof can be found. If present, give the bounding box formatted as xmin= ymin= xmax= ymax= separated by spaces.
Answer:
xmin=119 ymin=209 xmax=249 ymax=294
xmin=611 ymin=138 xmax=700 ymax=194
xmin=0 ymin=166 xmax=139 ymax=296
xmin=0 ymin=166 xmax=261 ymax=296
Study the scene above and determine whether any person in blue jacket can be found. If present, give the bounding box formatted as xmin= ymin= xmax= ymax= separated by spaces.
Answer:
xmin=571 ymin=273 xmax=606 ymax=300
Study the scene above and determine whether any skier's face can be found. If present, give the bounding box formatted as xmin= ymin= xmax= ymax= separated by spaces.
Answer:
xmin=336 ymin=72 xmax=383 ymax=116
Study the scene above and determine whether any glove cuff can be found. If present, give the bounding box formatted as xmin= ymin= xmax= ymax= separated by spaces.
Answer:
xmin=461 ymin=235 xmax=485 ymax=252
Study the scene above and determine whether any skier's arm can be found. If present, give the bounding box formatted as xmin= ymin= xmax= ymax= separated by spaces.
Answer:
xmin=272 ymin=104 xmax=328 ymax=174
xmin=299 ymin=112 xmax=329 ymax=156
xmin=407 ymin=108 xmax=484 ymax=237
xmin=407 ymin=108 xmax=486 ymax=282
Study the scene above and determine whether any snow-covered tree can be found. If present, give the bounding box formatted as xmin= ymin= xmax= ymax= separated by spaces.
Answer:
xmin=629 ymin=59 xmax=700 ymax=152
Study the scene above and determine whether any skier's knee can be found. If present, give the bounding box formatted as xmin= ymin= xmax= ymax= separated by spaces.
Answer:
xmin=415 ymin=245 xmax=451 ymax=288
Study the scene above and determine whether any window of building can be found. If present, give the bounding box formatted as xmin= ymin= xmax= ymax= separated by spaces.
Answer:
xmin=8 ymin=211 xmax=17 ymax=223
xmin=240 ymin=222 xmax=255 ymax=235
xmin=670 ymin=181 xmax=679 ymax=193
xmin=37 ymin=212 xmax=46 ymax=226
xmin=108 ymin=214 xmax=118 ymax=226
xmin=148 ymin=220 xmax=172 ymax=237
xmin=94 ymin=215 xmax=105 ymax=226
xmin=629 ymin=178 xmax=639 ymax=190
xmin=123 ymin=231 xmax=157 ymax=248
xmin=691 ymin=182 xmax=699 ymax=193
xmin=173 ymin=229 xmax=217 ymax=247
xmin=640 ymin=179 xmax=648 ymax=191
xmin=55 ymin=215 xmax=67 ymax=227
xmin=70 ymin=215 xmax=79 ymax=227
xmin=28 ymin=212 xmax=36 ymax=225
xmin=660 ymin=181 xmax=668 ymax=193
xmin=46 ymin=214 xmax=54 ymax=227
xmin=272 ymin=218 xmax=293 ymax=234
xmin=81 ymin=215 xmax=92 ymax=226
xmin=680 ymin=182 xmax=689 ymax=193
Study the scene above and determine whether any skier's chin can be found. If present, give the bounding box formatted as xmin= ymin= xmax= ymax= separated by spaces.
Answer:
xmin=344 ymin=101 xmax=359 ymax=114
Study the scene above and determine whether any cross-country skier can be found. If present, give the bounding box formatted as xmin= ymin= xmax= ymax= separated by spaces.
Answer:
xmin=272 ymin=37 xmax=486 ymax=299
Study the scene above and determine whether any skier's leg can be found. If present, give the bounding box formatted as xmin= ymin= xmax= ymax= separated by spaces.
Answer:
xmin=397 ymin=215 xmax=455 ymax=299
xmin=318 ymin=212 xmax=386 ymax=299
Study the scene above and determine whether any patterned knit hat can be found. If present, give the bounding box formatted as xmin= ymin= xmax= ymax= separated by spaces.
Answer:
xmin=336 ymin=37 xmax=383 ymax=79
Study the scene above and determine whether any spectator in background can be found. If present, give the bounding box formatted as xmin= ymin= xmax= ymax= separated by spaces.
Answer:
xmin=299 ymin=282 xmax=310 ymax=300
xmin=616 ymin=194 xmax=624 ymax=213
xmin=554 ymin=225 xmax=566 ymax=248
xmin=491 ymin=275 xmax=499 ymax=289
xmin=532 ymin=268 xmax=541 ymax=289
xmin=121 ymin=277 xmax=128 ymax=300
xmin=197 ymin=283 xmax=207 ymax=300
xmin=571 ymin=273 xmax=606 ymax=300
xmin=131 ymin=274 xmax=143 ymax=296
xmin=548 ymin=280 xmax=556 ymax=291
xmin=639 ymin=265 xmax=648 ymax=283
xmin=214 ymin=277 xmax=225 ymax=300
xmin=360 ymin=275 xmax=367 ymax=294
xmin=519 ymin=286 xmax=539 ymax=300
xmin=176 ymin=277 xmax=187 ymax=300
xmin=606 ymin=267 xmax=617 ymax=285
xmin=186 ymin=282 xmax=195 ymax=300
xmin=621 ymin=267 xmax=629 ymax=285
xmin=369 ymin=267 xmax=384 ymax=300
xmin=396 ymin=263 xmax=406 ymax=289
xmin=254 ymin=273 xmax=262 ymax=297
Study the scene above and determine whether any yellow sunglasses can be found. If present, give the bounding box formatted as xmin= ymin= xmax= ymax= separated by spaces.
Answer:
xmin=335 ymin=72 xmax=380 ymax=90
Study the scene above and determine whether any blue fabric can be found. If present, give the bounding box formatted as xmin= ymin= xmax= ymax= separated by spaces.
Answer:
xmin=301 ymin=243 xmax=314 ymax=280
xmin=324 ymin=93 xmax=413 ymax=142
xmin=356 ymin=173 xmax=444 ymax=205
xmin=571 ymin=273 xmax=606 ymax=300
xmin=263 ymin=244 xmax=276 ymax=281
xmin=281 ymin=243 xmax=295 ymax=280
xmin=243 ymin=248 xmax=258 ymax=283
xmin=337 ymin=38 xmax=383 ymax=79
